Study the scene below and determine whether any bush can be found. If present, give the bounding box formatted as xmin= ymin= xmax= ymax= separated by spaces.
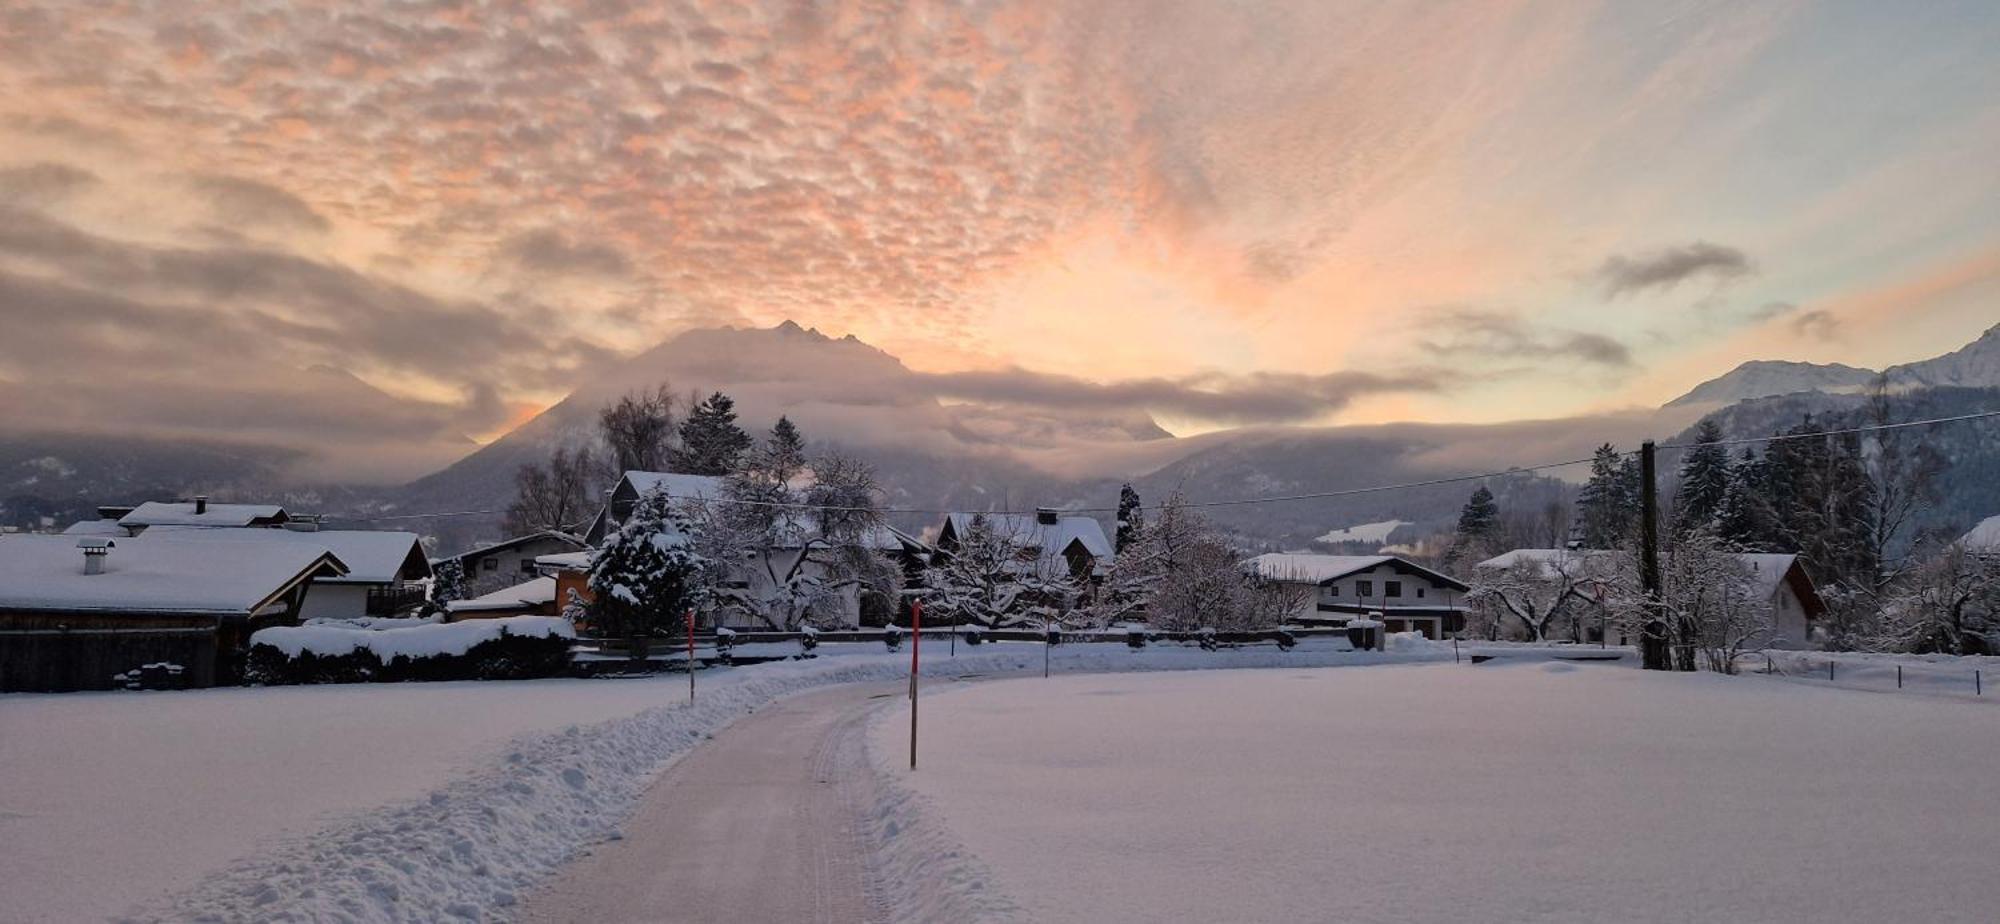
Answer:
xmin=246 ymin=629 xmax=571 ymax=685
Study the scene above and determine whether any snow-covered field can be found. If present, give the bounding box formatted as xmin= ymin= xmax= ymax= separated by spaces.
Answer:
xmin=867 ymin=660 xmax=2000 ymax=923
xmin=0 ymin=636 xmax=1440 ymax=923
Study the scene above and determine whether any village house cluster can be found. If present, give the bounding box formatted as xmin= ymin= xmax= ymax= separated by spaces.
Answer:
xmin=7 ymin=477 xmax=1991 ymax=694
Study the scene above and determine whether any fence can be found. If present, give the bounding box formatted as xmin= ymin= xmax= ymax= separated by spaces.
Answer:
xmin=1746 ymin=651 xmax=1992 ymax=700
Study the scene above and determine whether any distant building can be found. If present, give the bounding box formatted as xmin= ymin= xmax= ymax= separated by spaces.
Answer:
xmin=1244 ymin=553 xmax=1471 ymax=638
xmin=932 ymin=509 xmax=1113 ymax=583
xmin=582 ymin=471 xmax=725 ymax=545
xmin=1474 ymin=549 xmax=1826 ymax=648
xmin=0 ymin=534 xmax=347 ymax=691
xmin=437 ymin=531 xmax=587 ymax=593
xmin=63 ymin=496 xmax=291 ymax=537
xmin=1960 ymin=515 xmax=2000 ymax=557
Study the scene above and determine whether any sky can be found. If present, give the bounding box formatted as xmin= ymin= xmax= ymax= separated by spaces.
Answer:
xmin=0 ymin=0 xmax=1995 ymax=476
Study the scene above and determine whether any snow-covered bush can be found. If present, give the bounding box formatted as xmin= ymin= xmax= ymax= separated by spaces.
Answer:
xmin=246 ymin=617 xmax=574 ymax=685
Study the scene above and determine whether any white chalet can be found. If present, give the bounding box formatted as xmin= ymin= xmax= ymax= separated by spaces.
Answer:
xmin=1244 ymin=553 xmax=1471 ymax=638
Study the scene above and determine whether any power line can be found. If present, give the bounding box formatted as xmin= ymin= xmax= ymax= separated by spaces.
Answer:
xmin=333 ymin=407 xmax=2000 ymax=524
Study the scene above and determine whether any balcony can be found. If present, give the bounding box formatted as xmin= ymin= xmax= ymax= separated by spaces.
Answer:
xmin=365 ymin=583 xmax=428 ymax=617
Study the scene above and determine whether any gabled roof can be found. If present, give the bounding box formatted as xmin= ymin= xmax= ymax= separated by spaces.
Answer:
xmin=0 ymin=535 xmax=347 ymax=617
xmin=61 ymin=518 xmax=127 ymax=537
xmin=617 ymin=471 xmax=726 ymax=502
xmin=147 ymin=527 xmax=431 ymax=585
xmin=448 ymin=576 xmax=557 ymax=613
xmin=118 ymin=501 xmax=288 ymax=529
xmin=438 ymin=531 xmax=585 ymax=567
xmin=1246 ymin=553 xmax=1470 ymax=591
xmin=941 ymin=512 xmax=1112 ymax=560
xmin=1961 ymin=515 xmax=2000 ymax=553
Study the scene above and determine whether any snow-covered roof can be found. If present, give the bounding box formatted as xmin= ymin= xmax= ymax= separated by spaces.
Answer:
xmin=448 ymin=576 xmax=556 ymax=613
xmin=0 ymin=535 xmax=348 ymax=616
xmin=619 ymin=471 xmax=725 ymax=501
xmin=438 ymin=531 xmax=585 ymax=566
xmin=146 ymin=527 xmax=430 ymax=585
xmin=943 ymin=512 xmax=1112 ymax=560
xmin=118 ymin=501 xmax=288 ymax=529
xmin=535 ymin=550 xmax=595 ymax=571
xmin=61 ymin=518 xmax=127 ymax=537
xmin=1246 ymin=553 xmax=1470 ymax=590
xmin=1247 ymin=553 xmax=1393 ymax=583
xmin=1961 ymin=515 xmax=2000 ymax=552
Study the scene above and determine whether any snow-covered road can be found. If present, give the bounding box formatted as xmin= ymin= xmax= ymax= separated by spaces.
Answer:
xmin=514 ymin=681 xmax=902 ymax=924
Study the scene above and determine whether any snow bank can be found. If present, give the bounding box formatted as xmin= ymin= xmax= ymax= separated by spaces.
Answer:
xmin=108 ymin=638 xmax=1443 ymax=923
xmin=867 ymin=663 xmax=2000 ymax=923
xmin=250 ymin=615 xmax=574 ymax=660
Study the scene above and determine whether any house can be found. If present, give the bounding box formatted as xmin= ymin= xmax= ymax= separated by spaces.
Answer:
xmin=1244 ymin=553 xmax=1471 ymax=638
xmin=447 ymin=576 xmax=558 ymax=620
xmin=62 ymin=496 xmax=292 ymax=537
xmin=582 ymin=471 xmax=725 ymax=544
xmin=1960 ymin=515 xmax=2000 ymax=557
xmin=1473 ymin=549 xmax=1826 ymax=649
xmin=438 ymin=531 xmax=587 ymax=593
xmin=933 ymin=509 xmax=1113 ymax=583
xmin=0 ymin=534 xmax=347 ymax=691
xmin=147 ymin=527 xmax=432 ymax=620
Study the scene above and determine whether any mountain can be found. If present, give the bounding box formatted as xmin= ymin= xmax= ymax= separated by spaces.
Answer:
xmin=1664 ymin=360 xmax=1879 ymax=407
xmin=1886 ymin=322 xmax=2000 ymax=390
xmin=389 ymin=322 xmax=1693 ymax=551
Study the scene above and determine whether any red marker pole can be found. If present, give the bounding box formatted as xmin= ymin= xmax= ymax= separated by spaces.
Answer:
xmin=686 ymin=609 xmax=696 ymax=705
xmin=909 ymin=599 xmax=922 ymax=770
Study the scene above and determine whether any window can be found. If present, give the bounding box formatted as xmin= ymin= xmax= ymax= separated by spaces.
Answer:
xmin=1385 ymin=580 xmax=1403 ymax=598
xmin=1356 ymin=580 xmax=1373 ymax=597
xmin=482 ymin=558 xmax=497 ymax=572
xmin=1416 ymin=587 xmax=1426 ymax=599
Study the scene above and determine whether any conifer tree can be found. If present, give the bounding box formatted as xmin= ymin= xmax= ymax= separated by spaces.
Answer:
xmin=1672 ymin=420 xmax=1731 ymax=535
xmin=587 ymin=486 xmax=707 ymax=642
xmin=1574 ymin=444 xmax=1638 ymax=549
xmin=670 ymin=392 xmax=754 ymax=475
xmin=1115 ymin=484 xmax=1144 ymax=553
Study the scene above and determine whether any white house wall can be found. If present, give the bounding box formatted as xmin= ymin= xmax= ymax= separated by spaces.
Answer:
xmin=297 ymin=583 xmax=370 ymax=622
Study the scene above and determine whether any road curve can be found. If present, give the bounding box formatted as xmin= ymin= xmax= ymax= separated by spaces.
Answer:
xmin=515 ymin=681 xmax=905 ymax=924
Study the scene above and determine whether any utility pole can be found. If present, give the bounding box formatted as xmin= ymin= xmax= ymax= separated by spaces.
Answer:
xmin=1639 ymin=440 xmax=1670 ymax=671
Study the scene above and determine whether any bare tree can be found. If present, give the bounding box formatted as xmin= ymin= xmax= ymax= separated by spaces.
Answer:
xmin=1877 ymin=544 xmax=2000 ymax=655
xmin=598 ymin=385 xmax=679 ymax=474
xmin=1860 ymin=378 xmax=1945 ymax=599
xmin=504 ymin=445 xmax=599 ymax=536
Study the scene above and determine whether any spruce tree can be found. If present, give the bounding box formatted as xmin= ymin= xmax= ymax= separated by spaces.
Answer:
xmin=671 ymin=392 xmax=754 ymax=475
xmin=1574 ymin=444 xmax=1638 ymax=549
xmin=1115 ymin=484 xmax=1144 ymax=553
xmin=1715 ymin=448 xmax=1766 ymax=549
xmin=1673 ymin=420 xmax=1731 ymax=535
xmin=1456 ymin=486 xmax=1500 ymax=543
xmin=587 ymin=486 xmax=707 ymax=642
xmin=430 ymin=559 xmax=467 ymax=609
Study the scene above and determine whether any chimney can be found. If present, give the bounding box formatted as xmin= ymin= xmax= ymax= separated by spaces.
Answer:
xmin=194 ymin=495 xmax=209 ymax=515
xmin=1035 ymin=507 xmax=1060 ymax=526
xmin=77 ymin=537 xmax=115 ymax=575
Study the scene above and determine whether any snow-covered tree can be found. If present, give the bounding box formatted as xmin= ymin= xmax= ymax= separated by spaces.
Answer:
xmin=924 ymin=513 xmax=1033 ymax=628
xmin=1148 ymin=534 xmax=1252 ymax=632
xmin=1469 ymin=552 xmax=1612 ymax=643
xmin=1574 ymin=444 xmax=1641 ymax=549
xmin=1115 ymin=484 xmax=1144 ymax=553
xmin=1672 ymin=420 xmax=1731 ymax=536
xmin=1876 ymin=544 xmax=1999 ymax=655
xmin=587 ymin=485 xmax=706 ymax=642
xmin=429 ymin=559 xmax=467 ymax=610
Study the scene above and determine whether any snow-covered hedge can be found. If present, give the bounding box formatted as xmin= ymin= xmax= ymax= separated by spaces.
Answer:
xmin=246 ymin=616 xmax=575 ymax=685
